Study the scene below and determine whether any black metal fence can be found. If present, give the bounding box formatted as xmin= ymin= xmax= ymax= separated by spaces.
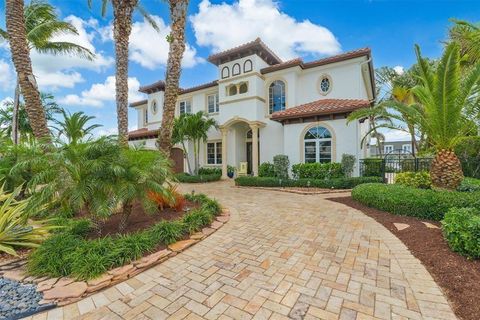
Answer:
xmin=359 ymin=152 xmax=433 ymax=184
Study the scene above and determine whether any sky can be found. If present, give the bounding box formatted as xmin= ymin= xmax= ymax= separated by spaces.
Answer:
xmin=0 ymin=0 xmax=479 ymax=137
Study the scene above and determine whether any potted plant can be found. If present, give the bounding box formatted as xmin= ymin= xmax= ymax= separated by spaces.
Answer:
xmin=227 ymin=165 xmax=235 ymax=178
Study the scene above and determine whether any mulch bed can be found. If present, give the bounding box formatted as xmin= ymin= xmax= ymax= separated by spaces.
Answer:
xmin=328 ymin=196 xmax=480 ymax=320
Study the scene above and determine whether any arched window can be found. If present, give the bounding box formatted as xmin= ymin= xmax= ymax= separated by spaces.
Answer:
xmin=243 ymin=59 xmax=253 ymax=73
xmin=239 ymin=82 xmax=248 ymax=94
xmin=304 ymin=126 xmax=332 ymax=163
xmin=269 ymin=80 xmax=286 ymax=114
xmin=144 ymin=108 xmax=148 ymax=124
xmin=232 ymin=63 xmax=241 ymax=76
xmin=221 ymin=66 xmax=230 ymax=79
xmin=228 ymin=85 xmax=237 ymax=96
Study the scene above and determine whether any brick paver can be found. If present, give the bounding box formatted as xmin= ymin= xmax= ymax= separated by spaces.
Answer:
xmin=28 ymin=181 xmax=456 ymax=320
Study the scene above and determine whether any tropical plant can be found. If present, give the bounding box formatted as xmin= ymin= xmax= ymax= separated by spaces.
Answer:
xmin=1 ymin=0 xmax=93 ymax=144
xmin=0 ymin=186 xmax=56 ymax=256
xmin=158 ymin=0 xmax=190 ymax=156
xmin=172 ymin=114 xmax=193 ymax=174
xmin=89 ymin=0 xmax=158 ymax=146
xmin=404 ymin=43 xmax=480 ymax=189
xmin=172 ymin=111 xmax=217 ymax=175
xmin=341 ymin=154 xmax=356 ymax=177
xmin=448 ymin=19 xmax=480 ymax=67
xmin=53 ymin=111 xmax=102 ymax=145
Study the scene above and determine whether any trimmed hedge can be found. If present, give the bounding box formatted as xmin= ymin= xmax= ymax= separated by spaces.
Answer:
xmin=175 ymin=172 xmax=221 ymax=183
xmin=352 ymin=183 xmax=480 ymax=221
xmin=259 ymin=162 xmax=275 ymax=177
xmin=198 ymin=167 xmax=222 ymax=175
xmin=394 ymin=171 xmax=432 ymax=189
xmin=235 ymin=176 xmax=382 ymax=189
xmin=442 ymin=208 xmax=480 ymax=259
xmin=27 ymin=193 xmax=221 ymax=280
xmin=292 ymin=162 xmax=343 ymax=180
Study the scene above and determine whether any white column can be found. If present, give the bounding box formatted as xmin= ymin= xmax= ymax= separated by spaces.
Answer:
xmin=221 ymin=128 xmax=228 ymax=179
xmin=250 ymin=124 xmax=259 ymax=177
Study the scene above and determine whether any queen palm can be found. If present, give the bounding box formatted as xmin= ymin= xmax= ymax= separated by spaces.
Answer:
xmin=158 ymin=0 xmax=190 ymax=156
xmin=408 ymin=43 xmax=480 ymax=189
xmin=89 ymin=0 xmax=157 ymax=147
xmin=2 ymin=0 xmax=94 ymax=144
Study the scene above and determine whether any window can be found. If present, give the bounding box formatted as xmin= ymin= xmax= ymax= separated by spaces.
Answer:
xmin=243 ymin=60 xmax=253 ymax=73
xmin=318 ymin=75 xmax=332 ymax=95
xmin=239 ymin=82 xmax=248 ymax=94
xmin=402 ymin=144 xmax=412 ymax=153
xmin=228 ymin=85 xmax=237 ymax=96
xmin=384 ymin=145 xmax=394 ymax=154
xmin=269 ymin=80 xmax=286 ymax=114
xmin=207 ymin=93 xmax=219 ymax=113
xmin=304 ymin=126 xmax=332 ymax=163
xmin=144 ymin=108 xmax=148 ymax=124
xmin=207 ymin=142 xmax=222 ymax=165
xmin=151 ymin=101 xmax=158 ymax=114
xmin=179 ymin=100 xmax=191 ymax=115
xmin=232 ymin=63 xmax=241 ymax=76
xmin=221 ymin=66 xmax=229 ymax=79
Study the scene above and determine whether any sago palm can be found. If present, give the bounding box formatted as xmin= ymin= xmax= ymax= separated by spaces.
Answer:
xmin=410 ymin=43 xmax=480 ymax=189
xmin=1 ymin=0 xmax=94 ymax=144
xmin=53 ymin=111 xmax=102 ymax=145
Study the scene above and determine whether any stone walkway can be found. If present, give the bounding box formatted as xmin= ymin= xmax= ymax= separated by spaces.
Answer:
xmin=28 ymin=181 xmax=456 ymax=320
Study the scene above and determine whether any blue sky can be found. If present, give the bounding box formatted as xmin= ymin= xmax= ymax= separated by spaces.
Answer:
xmin=0 ymin=0 xmax=479 ymax=136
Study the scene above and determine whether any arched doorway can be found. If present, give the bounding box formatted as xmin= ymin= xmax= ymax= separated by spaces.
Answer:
xmin=170 ymin=147 xmax=184 ymax=173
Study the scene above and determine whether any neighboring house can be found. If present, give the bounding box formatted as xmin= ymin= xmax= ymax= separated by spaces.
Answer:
xmin=128 ymin=38 xmax=375 ymax=177
xmin=369 ymin=139 xmax=417 ymax=157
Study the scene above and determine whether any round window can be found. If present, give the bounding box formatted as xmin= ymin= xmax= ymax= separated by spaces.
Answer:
xmin=152 ymin=101 xmax=158 ymax=114
xmin=318 ymin=75 xmax=332 ymax=95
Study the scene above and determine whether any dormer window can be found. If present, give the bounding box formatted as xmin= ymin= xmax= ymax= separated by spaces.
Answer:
xmin=232 ymin=63 xmax=241 ymax=76
xmin=244 ymin=59 xmax=253 ymax=73
xmin=221 ymin=66 xmax=229 ymax=79
xmin=179 ymin=100 xmax=191 ymax=115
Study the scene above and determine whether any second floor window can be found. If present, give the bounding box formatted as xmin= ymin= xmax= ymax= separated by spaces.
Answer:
xmin=269 ymin=80 xmax=286 ymax=114
xmin=144 ymin=108 xmax=148 ymax=124
xmin=179 ymin=100 xmax=191 ymax=115
xmin=207 ymin=93 xmax=219 ymax=113
xmin=384 ymin=145 xmax=394 ymax=154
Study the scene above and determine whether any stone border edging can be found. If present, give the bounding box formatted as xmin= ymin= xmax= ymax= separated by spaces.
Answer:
xmin=236 ymin=186 xmax=352 ymax=195
xmin=0 ymin=207 xmax=231 ymax=309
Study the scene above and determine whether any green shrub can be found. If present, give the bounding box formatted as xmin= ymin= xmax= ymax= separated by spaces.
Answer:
xmin=442 ymin=208 xmax=480 ymax=259
xmin=457 ymin=177 xmax=480 ymax=192
xmin=197 ymin=167 xmax=222 ymax=175
xmin=341 ymin=154 xmax=356 ymax=178
xmin=183 ymin=208 xmax=214 ymax=234
xmin=175 ymin=173 xmax=221 ymax=183
xmin=273 ymin=155 xmax=289 ymax=179
xmin=292 ymin=163 xmax=343 ymax=180
xmin=69 ymin=238 xmax=116 ymax=280
xmin=148 ymin=220 xmax=185 ymax=245
xmin=352 ymin=183 xmax=480 ymax=221
xmin=235 ymin=176 xmax=382 ymax=189
xmin=259 ymin=162 xmax=275 ymax=177
xmin=455 ymin=136 xmax=480 ymax=178
xmin=394 ymin=171 xmax=432 ymax=189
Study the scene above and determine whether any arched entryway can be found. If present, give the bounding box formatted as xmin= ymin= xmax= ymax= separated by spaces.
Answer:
xmin=170 ymin=147 xmax=184 ymax=173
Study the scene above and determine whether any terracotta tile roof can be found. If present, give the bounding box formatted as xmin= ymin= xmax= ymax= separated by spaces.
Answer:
xmin=128 ymin=128 xmax=160 ymax=140
xmin=139 ymin=80 xmax=165 ymax=94
xmin=208 ymin=38 xmax=282 ymax=66
xmin=180 ymin=81 xmax=218 ymax=94
xmin=271 ymin=99 xmax=371 ymax=121
xmin=261 ymin=48 xmax=371 ymax=74
xmin=129 ymin=99 xmax=148 ymax=108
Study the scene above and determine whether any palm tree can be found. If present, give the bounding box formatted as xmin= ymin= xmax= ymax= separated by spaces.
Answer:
xmin=172 ymin=114 xmax=193 ymax=174
xmin=0 ymin=93 xmax=63 ymax=140
xmin=89 ymin=0 xmax=158 ymax=147
xmin=408 ymin=43 xmax=480 ymax=189
xmin=158 ymin=0 xmax=190 ymax=156
xmin=53 ymin=111 xmax=102 ymax=145
xmin=1 ymin=0 xmax=94 ymax=144
xmin=448 ymin=19 xmax=480 ymax=67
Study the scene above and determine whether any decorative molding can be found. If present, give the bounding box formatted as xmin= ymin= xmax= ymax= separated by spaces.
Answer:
xmin=219 ymin=95 xmax=265 ymax=105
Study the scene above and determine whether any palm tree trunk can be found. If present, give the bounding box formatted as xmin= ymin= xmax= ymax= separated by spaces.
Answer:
xmin=119 ymin=201 xmax=133 ymax=233
xmin=181 ymin=140 xmax=192 ymax=174
xmin=158 ymin=0 xmax=189 ymax=157
xmin=430 ymin=149 xmax=464 ymax=190
xmin=12 ymin=79 xmax=20 ymax=145
xmin=112 ymin=0 xmax=137 ymax=147
xmin=6 ymin=0 xmax=50 ymax=142
xmin=193 ymin=138 xmax=198 ymax=175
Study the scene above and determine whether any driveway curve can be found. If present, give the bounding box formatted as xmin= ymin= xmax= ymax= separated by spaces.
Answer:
xmin=33 ymin=181 xmax=456 ymax=320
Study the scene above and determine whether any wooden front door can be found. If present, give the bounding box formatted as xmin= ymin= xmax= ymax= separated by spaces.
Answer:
xmin=170 ymin=148 xmax=184 ymax=173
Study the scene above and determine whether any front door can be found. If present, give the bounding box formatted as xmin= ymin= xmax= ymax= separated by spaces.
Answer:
xmin=246 ymin=142 xmax=252 ymax=174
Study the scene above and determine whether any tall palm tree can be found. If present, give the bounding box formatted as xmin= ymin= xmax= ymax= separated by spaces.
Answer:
xmin=158 ymin=0 xmax=190 ymax=156
xmin=89 ymin=0 xmax=158 ymax=147
xmin=53 ymin=111 xmax=102 ymax=145
xmin=448 ymin=19 xmax=480 ymax=67
xmin=1 ymin=0 xmax=94 ymax=144
xmin=408 ymin=43 xmax=480 ymax=189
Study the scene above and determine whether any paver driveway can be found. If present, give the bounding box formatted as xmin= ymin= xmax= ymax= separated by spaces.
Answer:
xmin=33 ymin=181 xmax=456 ymax=320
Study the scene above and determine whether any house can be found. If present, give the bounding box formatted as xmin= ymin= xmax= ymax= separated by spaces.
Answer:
xmin=128 ymin=38 xmax=375 ymax=178
xmin=369 ymin=135 xmax=417 ymax=157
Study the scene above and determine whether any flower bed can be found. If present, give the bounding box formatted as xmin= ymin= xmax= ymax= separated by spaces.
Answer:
xmin=351 ymin=183 xmax=480 ymax=221
xmin=235 ymin=176 xmax=382 ymax=189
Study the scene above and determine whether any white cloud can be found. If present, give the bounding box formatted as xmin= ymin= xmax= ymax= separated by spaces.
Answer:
xmin=190 ymin=0 xmax=341 ymax=60
xmin=101 ymin=16 xmax=202 ymax=70
xmin=393 ymin=66 xmax=404 ymax=75
xmin=370 ymin=129 xmax=413 ymax=145
xmin=96 ymin=127 xmax=118 ymax=137
xmin=30 ymin=15 xmax=114 ymax=90
xmin=0 ymin=60 xmax=14 ymax=91
xmin=59 ymin=75 xmax=143 ymax=108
